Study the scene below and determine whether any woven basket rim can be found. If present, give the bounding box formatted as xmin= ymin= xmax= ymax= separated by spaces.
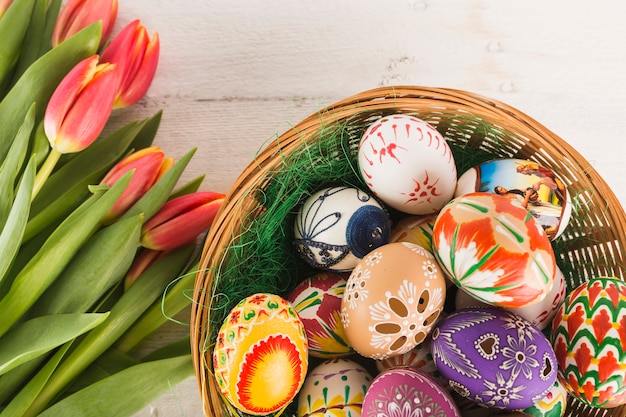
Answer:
xmin=191 ymin=85 xmax=626 ymax=417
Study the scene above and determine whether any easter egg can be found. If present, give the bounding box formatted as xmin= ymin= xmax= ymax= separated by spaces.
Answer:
xmin=375 ymin=334 xmax=447 ymax=387
xmin=389 ymin=214 xmax=437 ymax=251
xmin=297 ymin=358 xmax=373 ymax=417
xmin=431 ymin=307 xmax=557 ymax=410
xmin=523 ymin=378 xmax=568 ymax=417
xmin=432 ymin=192 xmax=556 ymax=308
xmin=551 ymin=277 xmax=626 ymax=408
xmin=287 ymin=271 xmax=353 ymax=358
xmin=362 ymin=367 xmax=461 ymax=417
xmin=357 ymin=114 xmax=457 ymax=215
xmin=455 ymin=267 xmax=566 ymax=330
xmin=455 ymin=158 xmax=571 ymax=240
xmin=340 ymin=242 xmax=446 ymax=359
xmin=212 ymin=293 xmax=308 ymax=415
xmin=294 ymin=186 xmax=391 ymax=272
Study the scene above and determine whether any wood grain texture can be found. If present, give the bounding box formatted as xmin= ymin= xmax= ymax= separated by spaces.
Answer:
xmin=112 ymin=1 xmax=626 ymax=415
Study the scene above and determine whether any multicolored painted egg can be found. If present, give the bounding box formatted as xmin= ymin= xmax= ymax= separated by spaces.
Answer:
xmin=523 ymin=378 xmax=568 ymax=417
xmin=294 ymin=186 xmax=391 ymax=272
xmin=287 ymin=272 xmax=353 ymax=358
xmin=297 ymin=358 xmax=373 ymax=417
xmin=551 ymin=277 xmax=626 ymax=408
xmin=212 ymin=293 xmax=308 ymax=415
xmin=375 ymin=334 xmax=447 ymax=387
xmin=357 ymin=114 xmax=457 ymax=215
xmin=455 ymin=267 xmax=566 ymax=330
xmin=431 ymin=307 xmax=557 ymax=410
xmin=362 ymin=367 xmax=461 ymax=417
xmin=389 ymin=214 xmax=437 ymax=251
xmin=455 ymin=158 xmax=571 ymax=240
xmin=432 ymin=192 xmax=556 ymax=308
xmin=340 ymin=242 xmax=447 ymax=359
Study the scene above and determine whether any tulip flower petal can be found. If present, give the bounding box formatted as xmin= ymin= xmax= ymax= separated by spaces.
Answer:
xmin=50 ymin=63 xmax=119 ymax=153
xmin=141 ymin=192 xmax=225 ymax=251
xmin=43 ymin=55 xmax=98 ymax=142
xmin=52 ymin=0 xmax=118 ymax=47
xmin=101 ymin=20 xmax=160 ymax=109
xmin=101 ymin=147 xmax=168 ymax=222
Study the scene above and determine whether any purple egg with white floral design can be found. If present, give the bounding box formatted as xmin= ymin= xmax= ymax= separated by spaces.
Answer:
xmin=362 ymin=367 xmax=461 ymax=417
xmin=431 ymin=307 xmax=557 ymax=410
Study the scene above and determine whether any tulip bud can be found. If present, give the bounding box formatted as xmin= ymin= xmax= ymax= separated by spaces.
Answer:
xmin=52 ymin=0 xmax=118 ymax=48
xmin=44 ymin=55 xmax=120 ymax=154
xmin=100 ymin=146 xmax=173 ymax=223
xmin=141 ymin=191 xmax=225 ymax=251
xmin=101 ymin=19 xmax=159 ymax=109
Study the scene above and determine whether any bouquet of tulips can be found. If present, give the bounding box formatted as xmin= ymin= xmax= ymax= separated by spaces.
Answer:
xmin=0 ymin=0 xmax=223 ymax=415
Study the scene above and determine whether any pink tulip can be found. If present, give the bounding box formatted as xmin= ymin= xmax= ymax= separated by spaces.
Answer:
xmin=44 ymin=55 xmax=120 ymax=154
xmin=52 ymin=0 xmax=118 ymax=48
xmin=141 ymin=192 xmax=225 ymax=251
xmin=101 ymin=19 xmax=159 ymax=109
xmin=100 ymin=146 xmax=174 ymax=222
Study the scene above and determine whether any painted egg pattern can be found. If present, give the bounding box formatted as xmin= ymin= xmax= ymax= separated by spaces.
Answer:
xmin=523 ymin=378 xmax=568 ymax=417
xmin=551 ymin=277 xmax=626 ymax=408
xmin=455 ymin=267 xmax=566 ymax=331
xmin=340 ymin=242 xmax=446 ymax=359
xmin=390 ymin=214 xmax=437 ymax=251
xmin=212 ymin=293 xmax=308 ymax=415
xmin=362 ymin=367 xmax=461 ymax=417
xmin=287 ymin=272 xmax=353 ymax=358
xmin=357 ymin=114 xmax=457 ymax=215
xmin=432 ymin=192 xmax=556 ymax=308
xmin=294 ymin=186 xmax=391 ymax=271
xmin=431 ymin=307 xmax=557 ymax=410
xmin=297 ymin=358 xmax=373 ymax=417
xmin=455 ymin=158 xmax=571 ymax=240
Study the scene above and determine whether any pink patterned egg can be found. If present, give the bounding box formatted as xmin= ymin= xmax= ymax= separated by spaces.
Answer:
xmin=432 ymin=192 xmax=556 ymax=308
xmin=212 ymin=293 xmax=308 ymax=415
xmin=551 ymin=277 xmax=626 ymax=408
xmin=358 ymin=114 xmax=457 ymax=215
xmin=287 ymin=272 xmax=353 ymax=358
xmin=362 ymin=367 xmax=461 ymax=417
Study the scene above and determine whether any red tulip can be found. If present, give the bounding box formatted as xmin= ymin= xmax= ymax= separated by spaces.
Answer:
xmin=100 ymin=146 xmax=174 ymax=222
xmin=141 ymin=192 xmax=225 ymax=251
xmin=101 ymin=19 xmax=159 ymax=109
xmin=51 ymin=0 xmax=118 ymax=48
xmin=43 ymin=55 xmax=119 ymax=154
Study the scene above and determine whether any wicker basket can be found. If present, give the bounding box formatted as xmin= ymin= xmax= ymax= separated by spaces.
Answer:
xmin=191 ymin=86 xmax=626 ymax=417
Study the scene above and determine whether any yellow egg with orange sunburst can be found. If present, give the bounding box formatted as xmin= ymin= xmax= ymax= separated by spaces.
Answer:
xmin=212 ymin=293 xmax=309 ymax=415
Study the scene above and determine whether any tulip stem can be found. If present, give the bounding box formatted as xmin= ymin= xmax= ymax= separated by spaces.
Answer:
xmin=32 ymin=148 xmax=61 ymax=201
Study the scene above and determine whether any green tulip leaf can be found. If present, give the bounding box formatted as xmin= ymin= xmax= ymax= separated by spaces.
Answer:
xmin=0 ymin=313 xmax=108 ymax=377
xmin=0 ymin=156 xmax=34 ymax=286
xmin=0 ymin=0 xmax=37 ymax=92
xmin=0 ymin=343 xmax=71 ymax=417
xmin=7 ymin=0 xmax=47 ymax=86
xmin=36 ymin=355 xmax=193 ymax=417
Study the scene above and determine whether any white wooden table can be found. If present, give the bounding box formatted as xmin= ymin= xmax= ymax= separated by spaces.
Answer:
xmin=110 ymin=1 xmax=626 ymax=415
